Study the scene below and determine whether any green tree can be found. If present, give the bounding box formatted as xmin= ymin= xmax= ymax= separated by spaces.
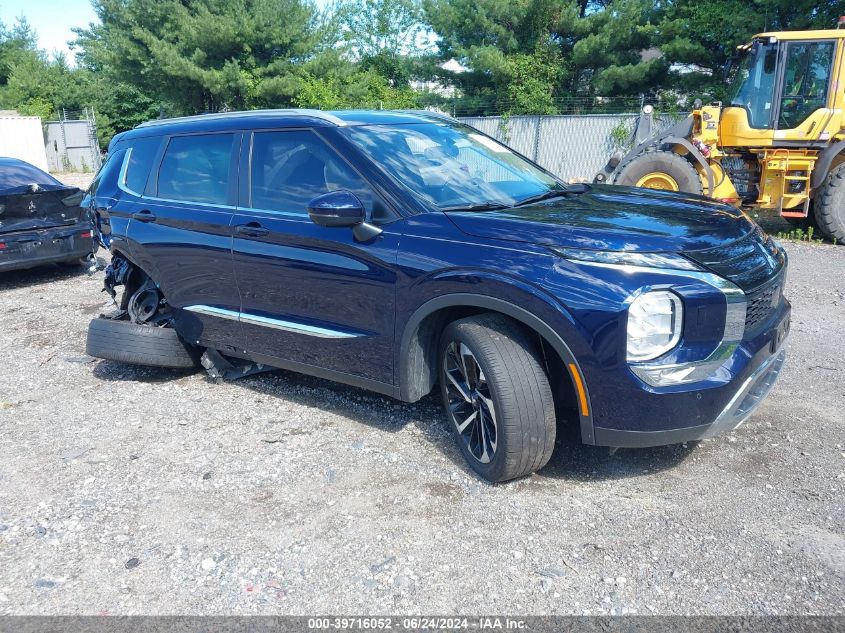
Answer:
xmin=0 ymin=16 xmax=37 ymax=89
xmin=74 ymin=0 xmax=324 ymax=114
xmin=332 ymin=0 xmax=434 ymax=87
xmin=657 ymin=0 xmax=845 ymax=102
xmin=295 ymin=68 xmax=418 ymax=109
xmin=571 ymin=0 xmax=666 ymax=97
xmin=1 ymin=49 xmax=93 ymax=119
xmin=423 ymin=0 xmax=575 ymax=112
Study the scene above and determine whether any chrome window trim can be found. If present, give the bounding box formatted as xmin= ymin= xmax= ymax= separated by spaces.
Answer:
xmin=116 ymin=147 xmax=235 ymax=210
xmin=135 ymin=196 xmax=238 ymax=211
xmin=183 ymin=304 xmax=362 ymax=339
xmin=237 ymin=206 xmax=310 ymax=220
xmin=572 ymin=261 xmax=748 ymax=387
xmin=117 ymin=148 xmax=144 ymax=197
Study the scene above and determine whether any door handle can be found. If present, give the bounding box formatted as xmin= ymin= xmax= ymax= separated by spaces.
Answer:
xmin=235 ymin=222 xmax=269 ymax=237
xmin=131 ymin=210 xmax=157 ymax=222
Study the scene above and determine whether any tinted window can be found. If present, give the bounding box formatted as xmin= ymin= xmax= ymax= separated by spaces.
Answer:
xmin=250 ymin=130 xmax=374 ymax=215
xmin=157 ymin=134 xmax=234 ymax=204
xmin=87 ymin=149 xmax=127 ymax=199
xmin=124 ymin=136 xmax=162 ymax=194
xmin=779 ymin=41 xmax=834 ymax=129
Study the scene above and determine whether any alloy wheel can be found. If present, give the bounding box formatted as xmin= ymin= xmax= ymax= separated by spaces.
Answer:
xmin=443 ymin=341 xmax=498 ymax=463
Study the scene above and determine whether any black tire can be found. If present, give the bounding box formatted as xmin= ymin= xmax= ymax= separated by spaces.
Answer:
xmin=86 ymin=318 xmax=200 ymax=369
xmin=439 ymin=313 xmax=556 ymax=482
xmin=816 ymin=162 xmax=845 ymax=243
xmin=614 ymin=150 xmax=703 ymax=195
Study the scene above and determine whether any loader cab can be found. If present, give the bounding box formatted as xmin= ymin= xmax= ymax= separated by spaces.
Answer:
xmin=721 ymin=31 xmax=842 ymax=147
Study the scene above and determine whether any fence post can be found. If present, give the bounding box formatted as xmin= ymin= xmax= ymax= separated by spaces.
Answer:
xmin=59 ymin=116 xmax=68 ymax=173
xmin=533 ymin=115 xmax=542 ymax=163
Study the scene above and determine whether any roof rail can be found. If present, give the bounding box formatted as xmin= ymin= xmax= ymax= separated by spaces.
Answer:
xmin=397 ymin=109 xmax=460 ymax=124
xmin=135 ymin=108 xmax=347 ymax=129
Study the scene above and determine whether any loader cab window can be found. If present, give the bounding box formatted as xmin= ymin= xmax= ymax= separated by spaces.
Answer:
xmin=730 ymin=39 xmax=779 ymax=129
xmin=778 ymin=41 xmax=834 ymax=130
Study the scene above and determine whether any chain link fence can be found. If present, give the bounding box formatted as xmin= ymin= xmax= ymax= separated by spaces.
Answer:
xmin=457 ymin=112 xmax=686 ymax=182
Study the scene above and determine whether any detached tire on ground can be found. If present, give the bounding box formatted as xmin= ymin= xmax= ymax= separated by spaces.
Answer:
xmin=816 ymin=162 xmax=845 ymax=243
xmin=86 ymin=318 xmax=200 ymax=369
xmin=614 ymin=150 xmax=703 ymax=195
xmin=439 ymin=313 xmax=556 ymax=482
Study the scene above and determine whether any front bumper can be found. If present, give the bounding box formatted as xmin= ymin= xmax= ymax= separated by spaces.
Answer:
xmin=0 ymin=223 xmax=94 ymax=272
xmin=593 ymin=345 xmax=787 ymax=447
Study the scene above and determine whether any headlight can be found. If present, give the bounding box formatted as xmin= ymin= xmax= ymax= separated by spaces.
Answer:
xmin=551 ymin=247 xmax=702 ymax=271
xmin=627 ymin=290 xmax=683 ymax=361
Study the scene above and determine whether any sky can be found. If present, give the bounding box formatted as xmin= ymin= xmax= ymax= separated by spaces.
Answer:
xmin=0 ymin=0 xmax=333 ymax=63
xmin=0 ymin=0 xmax=98 ymax=62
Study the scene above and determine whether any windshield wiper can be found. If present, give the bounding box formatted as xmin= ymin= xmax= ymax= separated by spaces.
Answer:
xmin=440 ymin=201 xmax=511 ymax=212
xmin=515 ymin=183 xmax=590 ymax=207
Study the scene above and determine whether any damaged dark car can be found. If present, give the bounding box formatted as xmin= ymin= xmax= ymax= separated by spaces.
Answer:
xmin=0 ymin=157 xmax=94 ymax=273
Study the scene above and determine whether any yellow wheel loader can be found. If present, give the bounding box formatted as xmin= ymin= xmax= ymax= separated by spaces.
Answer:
xmin=595 ymin=25 xmax=845 ymax=242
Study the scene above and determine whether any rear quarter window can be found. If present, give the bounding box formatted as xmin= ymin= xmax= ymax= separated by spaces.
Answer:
xmin=124 ymin=136 xmax=162 ymax=195
xmin=156 ymin=134 xmax=235 ymax=205
xmin=87 ymin=149 xmax=127 ymax=199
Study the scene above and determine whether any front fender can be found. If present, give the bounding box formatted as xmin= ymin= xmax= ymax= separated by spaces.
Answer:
xmin=397 ymin=273 xmax=596 ymax=444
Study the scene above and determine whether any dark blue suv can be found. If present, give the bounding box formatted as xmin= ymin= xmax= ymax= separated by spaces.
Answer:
xmin=84 ymin=109 xmax=790 ymax=482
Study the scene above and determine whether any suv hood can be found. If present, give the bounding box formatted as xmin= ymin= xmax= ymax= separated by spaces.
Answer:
xmin=444 ymin=184 xmax=756 ymax=253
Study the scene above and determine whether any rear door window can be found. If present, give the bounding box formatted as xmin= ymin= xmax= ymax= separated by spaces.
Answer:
xmin=156 ymin=134 xmax=235 ymax=205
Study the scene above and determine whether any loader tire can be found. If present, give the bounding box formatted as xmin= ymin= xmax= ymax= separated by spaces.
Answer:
xmin=816 ymin=162 xmax=845 ymax=244
xmin=614 ymin=151 xmax=703 ymax=195
xmin=86 ymin=318 xmax=200 ymax=369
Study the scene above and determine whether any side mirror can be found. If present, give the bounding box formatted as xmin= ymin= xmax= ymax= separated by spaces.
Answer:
xmin=307 ymin=190 xmax=365 ymax=228
xmin=307 ymin=190 xmax=383 ymax=241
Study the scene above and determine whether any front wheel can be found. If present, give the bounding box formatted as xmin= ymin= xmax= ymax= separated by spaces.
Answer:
xmin=439 ymin=313 xmax=556 ymax=482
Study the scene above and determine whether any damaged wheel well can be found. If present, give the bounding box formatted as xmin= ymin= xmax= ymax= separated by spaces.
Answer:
xmin=103 ymin=251 xmax=173 ymax=327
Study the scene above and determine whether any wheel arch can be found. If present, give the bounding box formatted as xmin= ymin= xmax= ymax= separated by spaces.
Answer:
xmin=398 ymin=293 xmax=595 ymax=444
xmin=811 ymin=140 xmax=845 ymax=191
xmin=109 ymin=239 xmax=169 ymax=299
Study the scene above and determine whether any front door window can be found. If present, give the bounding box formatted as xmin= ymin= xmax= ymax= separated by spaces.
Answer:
xmin=778 ymin=41 xmax=835 ymax=129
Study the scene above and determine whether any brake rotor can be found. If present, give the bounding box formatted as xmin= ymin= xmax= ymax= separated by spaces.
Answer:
xmin=127 ymin=281 xmax=162 ymax=324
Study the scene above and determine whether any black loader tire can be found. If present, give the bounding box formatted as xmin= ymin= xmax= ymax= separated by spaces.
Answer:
xmin=86 ymin=318 xmax=200 ymax=369
xmin=614 ymin=150 xmax=704 ymax=195
xmin=439 ymin=313 xmax=556 ymax=482
xmin=816 ymin=162 xmax=845 ymax=243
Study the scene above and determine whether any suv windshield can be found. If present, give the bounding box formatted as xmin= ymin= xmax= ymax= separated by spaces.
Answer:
xmin=343 ymin=121 xmax=563 ymax=210
xmin=729 ymin=39 xmax=779 ymax=129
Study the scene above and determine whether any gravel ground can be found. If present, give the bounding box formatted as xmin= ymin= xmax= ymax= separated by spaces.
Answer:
xmin=0 ymin=236 xmax=843 ymax=616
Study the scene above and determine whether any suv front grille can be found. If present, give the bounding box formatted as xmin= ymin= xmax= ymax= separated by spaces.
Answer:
xmin=744 ymin=274 xmax=783 ymax=335
xmin=686 ymin=226 xmax=786 ymax=292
